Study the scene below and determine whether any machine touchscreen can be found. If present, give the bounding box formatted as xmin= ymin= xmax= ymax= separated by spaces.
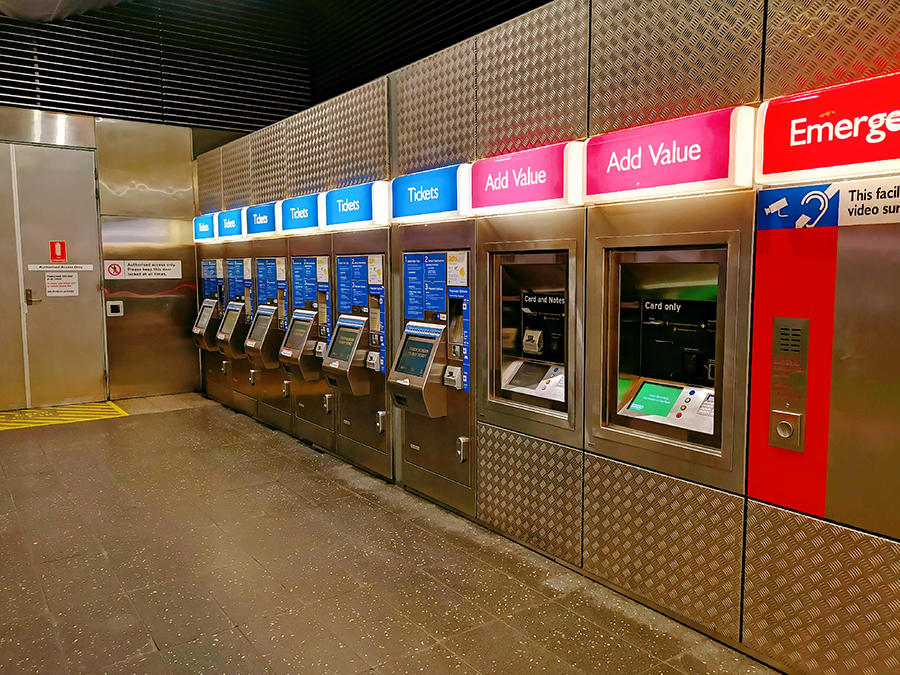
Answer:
xmin=219 ymin=309 xmax=240 ymax=335
xmin=329 ymin=327 xmax=357 ymax=361
xmin=396 ymin=337 xmax=433 ymax=378
xmin=508 ymin=361 xmax=549 ymax=389
xmin=284 ymin=319 xmax=312 ymax=351
xmin=628 ymin=382 xmax=682 ymax=417
xmin=248 ymin=313 xmax=272 ymax=343
xmin=196 ymin=304 xmax=214 ymax=329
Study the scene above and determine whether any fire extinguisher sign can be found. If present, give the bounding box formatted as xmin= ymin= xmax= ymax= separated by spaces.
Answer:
xmin=49 ymin=241 xmax=67 ymax=263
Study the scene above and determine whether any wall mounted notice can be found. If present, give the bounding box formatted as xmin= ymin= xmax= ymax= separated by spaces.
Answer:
xmin=104 ymin=260 xmax=182 ymax=279
xmin=45 ymin=272 xmax=78 ymax=296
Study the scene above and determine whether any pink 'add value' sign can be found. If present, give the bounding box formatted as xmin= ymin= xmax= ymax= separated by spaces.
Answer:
xmin=471 ymin=142 xmax=568 ymax=211
xmin=585 ymin=108 xmax=736 ymax=201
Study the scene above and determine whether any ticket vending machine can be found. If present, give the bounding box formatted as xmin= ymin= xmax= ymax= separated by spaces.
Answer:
xmin=196 ymin=245 xmax=231 ymax=405
xmin=282 ymin=232 xmax=335 ymax=451
xmin=389 ymin=221 xmax=476 ymax=516
xmin=246 ymin=240 xmax=290 ymax=432
xmin=321 ymin=229 xmax=391 ymax=478
xmin=221 ymin=242 xmax=256 ymax=416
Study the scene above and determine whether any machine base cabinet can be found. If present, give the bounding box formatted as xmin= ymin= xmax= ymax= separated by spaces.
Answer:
xmin=583 ymin=455 xmax=743 ymax=641
xmin=476 ymin=423 xmax=583 ymax=566
xmin=744 ymin=501 xmax=900 ymax=675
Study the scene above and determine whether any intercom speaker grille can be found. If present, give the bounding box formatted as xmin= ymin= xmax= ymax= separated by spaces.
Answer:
xmin=777 ymin=327 xmax=803 ymax=354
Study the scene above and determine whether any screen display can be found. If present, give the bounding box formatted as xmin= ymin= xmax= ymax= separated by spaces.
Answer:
xmin=195 ymin=305 xmax=214 ymax=329
xmin=508 ymin=361 xmax=549 ymax=390
xmin=628 ymin=381 xmax=682 ymax=417
xmin=329 ymin=326 xmax=358 ymax=361
xmin=248 ymin=313 xmax=273 ymax=343
xmin=284 ymin=319 xmax=312 ymax=351
xmin=219 ymin=309 xmax=240 ymax=336
xmin=395 ymin=336 xmax=434 ymax=378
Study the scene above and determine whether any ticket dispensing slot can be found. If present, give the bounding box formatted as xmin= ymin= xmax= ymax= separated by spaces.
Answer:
xmin=279 ymin=309 xmax=321 ymax=381
xmin=244 ymin=305 xmax=280 ymax=370
xmin=192 ymin=298 xmax=219 ymax=351
xmin=216 ymin=301 xmax=249 ymax=360
xmin=388 ymin=322 xmax=447 ymax=418
xmin=322 ymin=315 xmax=369 ymax=396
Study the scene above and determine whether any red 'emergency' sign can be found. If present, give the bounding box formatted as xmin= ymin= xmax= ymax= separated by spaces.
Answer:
xmin=50 ymin=241 xmax=67 ymax=263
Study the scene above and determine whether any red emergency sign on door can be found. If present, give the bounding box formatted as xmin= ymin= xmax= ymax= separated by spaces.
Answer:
xmin=50 ymin=241 xmax=67 ymax=263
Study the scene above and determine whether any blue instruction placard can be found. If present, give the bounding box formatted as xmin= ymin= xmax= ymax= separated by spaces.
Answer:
xmin=370 ymin=285 xmax=386 ymax=373
xmin=201 ymin=259 xmax=217 ymax=299
xmin=336 ymin=256 xmax=353 ymax=313
xmin=404 ymin=253 xmax=425 ymax=320
xmin=226 ymin=258 xmax=243 ymax=301
xmin=424 ymin=253 xmax=447 ymax=313
xmin=350 ymin=256 xmax=368 ymax=308
xmin=291 ymin=257 xmax=317 ymax=309
xmin=247 ymin=203 xmax=277 ymax=235
xmin=256 ymin=258 xmax=276 ymax=306
xmin=319 ymin=281 xmax=332 ymax=341
xmin=392 ymin=165 xmax=460 ymax=219
xmin=282 ymin=194 xmax=319 ymax=231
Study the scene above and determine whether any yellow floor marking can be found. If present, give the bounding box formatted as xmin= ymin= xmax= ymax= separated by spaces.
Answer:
xmin=0 ymin=401 xmax=128 ymax=431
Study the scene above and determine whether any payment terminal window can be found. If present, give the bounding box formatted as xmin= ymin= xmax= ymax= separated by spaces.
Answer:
xmin=248 ymin=313 xmax=273 ymax=344
xmin=329 ymin=327 xmax=358 ymax=362
xmin=396 ymin=336 xmax=434 ymax=378
xmin=219 ymin=308 xmax=240 ymax=336
xmin=195 ymin=304 xmax=214 ymax=330
xmin=284 ymin=319 xmax=312 ymax=351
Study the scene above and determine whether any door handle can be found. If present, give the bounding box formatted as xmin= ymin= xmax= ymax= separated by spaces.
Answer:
xmin=323 ymin=393 xmax=333 ymax=413
xmin=25 ymin=289 xmax=42 ymax=306
xmin=249 ymin=369 xmax=258 ymax=386
xmin=282 ymin=380 xmax=291 ymax=398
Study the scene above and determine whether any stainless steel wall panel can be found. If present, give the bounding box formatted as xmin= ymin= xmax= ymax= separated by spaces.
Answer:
xmin=764 ymin=0 xmax=900 ymax=99
xmin=285 ymin=103 xmax=335 ymax=196
xmin=0 ymin=144 xmax=27 ymax=411
xmin=0 ymin=106 xmax=96 ymax=148
xmin=590 ymin=0 xmax=763 ymax=135
xmin=221 ymin=135 xmax=252 ymax=210
xmin=250 ymin=120 xmax=287 ymax=205
xmin=96 ymin=118 xmax=194 ymax=219
xmin=331 ymin=78 xmax=390 ymax=187
xmin=582 ymin=454 xmax=743 ymax=640
xmin=395 ymin=39 xmax=476 ymax=175
xmin=477 ymin=423 xmax=583 ymax=566
xmin=744 ymin=501 xmax=900 ymax=675
xmin=196 ymin=148 xmax=222 ymax=215
xmin=476 ymin=0 xmax=589 ymax=158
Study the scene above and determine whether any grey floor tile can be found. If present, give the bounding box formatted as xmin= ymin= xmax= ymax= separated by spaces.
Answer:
xmin=129 ymin=577 xmax=233 ymax=650
xmin=38 ymin=551 xmax=128 ymax=612
xmin=169 ymin=525 xmax=257 ymax=576
xmin=199 ymin=560 xmax=301 ymax=626
xmin=115 ymin=398 xmax=164 ymax=416
xmin=94 ymin=651 xmax=174 ymax=675
xmin=106 ymin=538 xmax=195 ymax=591
xmin=0 ymin=562 xmax=50 ymax=622
xmin=241 ymin=609 xmax=368 ymax=675
xmin=0 ymin=615 xmax=69 ymax=675
xmin=641 ymin=665 xmax=685 ymax=675
xmin=192 ymin=487 xmax=271 ymax=525
xmin=374 ymin=644 xmax=481 ymax=675
xmin=272 ymin=550 xmax=361 ymax=603
xmin=444 ymin=620 xmax=584 ymax=675
xmin=0 ymin=443 xmax=52 ymax=477
xmin=163 ymin=628 xmax=275 ymax=675
xmin=506 ymin=599 xmax=662 ymax=674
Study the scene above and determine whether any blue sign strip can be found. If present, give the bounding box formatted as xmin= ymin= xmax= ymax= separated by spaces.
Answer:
xmin=247 ymin=203 xmax=277 ymax=235
xmin=370 ymin=285 xmax=386 ymax=373
xmin=282 ymin=194 xmax=319 ymax=231
xmin=256 ymin=306 xmax=275 ymax=316
xmin=404 ymin=253 xmax=425 ymax=320
xmin=194 ymin=215 xmax=215 ymax=241
xmin=326 ymin=184 xmax=373 ymax=226
xmin=424 ymin=253 xmax=447 ymax=313
xmin=218 ymin=209 xmax=244 ymax=238
xmin=319 ymin=282 xmax=332 ymax=341
xmin=448 ymin=286 xmax=471 ymax=392
xmin=257 ymin=258 xmax=277 ymax=307
xmin=201 ymin=259 xmax=217 ymax=299
xmin=758 ymin=184 xmax=839 ymax=230
xmin=226 ymin=259 xmax=243 ymax=302
xmin=392 ymin=165 xmax=460 ymax=219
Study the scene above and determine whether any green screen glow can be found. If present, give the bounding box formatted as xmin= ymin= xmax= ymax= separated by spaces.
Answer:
xmin=628 ymin=381 xmax=682 ymax=417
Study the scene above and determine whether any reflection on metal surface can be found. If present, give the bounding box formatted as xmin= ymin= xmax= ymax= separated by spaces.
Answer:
xmin=583 ymin=454 xmax=743 ymax=640
xmin=331 ymin=79 xmax=390 ymax=187
xmin=250 ymin=120 xmax=287 ymax=205
xmin=96 ymin=118 xmax=194 ymax=219
xmin=102 ymin=217 xmax=199 ymax=399
xmin=0 ymin=106 xmax=95 ymax=148
xmin=745 ymin=500 xmax=900 ymax=675
xmin=197 ymin=148 xmax=223 ymax=214
xmin=286 ymin=102 xmax=335 ymax=196
xmin=476 ymin=0 xmax=588 ymax=157
xmin=222 ymin=135 xmax=252 ymax=210
xmin=0 ymin=144 xmax=27 ymax=411
xmin=477 ymin=422 xmax=583 ymax=565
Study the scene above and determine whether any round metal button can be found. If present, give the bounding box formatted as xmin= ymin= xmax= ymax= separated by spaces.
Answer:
xmin=776 ymin=421 xmax=794 ymax=439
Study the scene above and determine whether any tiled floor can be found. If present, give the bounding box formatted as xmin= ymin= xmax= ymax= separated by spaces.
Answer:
xmin=0 ymin=394 xmax=780 ymax=675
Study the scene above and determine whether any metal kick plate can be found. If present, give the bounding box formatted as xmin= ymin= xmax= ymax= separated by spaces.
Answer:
xmin=769 ymin=317 xmax=809 ymax=451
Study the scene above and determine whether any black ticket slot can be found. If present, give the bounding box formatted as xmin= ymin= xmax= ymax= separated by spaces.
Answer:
xmin=216 ymin=301 xmax=249 ymax=360
xmin=279 ymin=309 xmax=321 ymax=381
xmin=244 ymin=305 xmax=281 ymax=370
xmin=388 ymin=323 xmax=447 ymax=418
xmin=322 ymin=315 xmax=370 ymax=396
xmin=192 ymin=298 xmax=220 ymax=351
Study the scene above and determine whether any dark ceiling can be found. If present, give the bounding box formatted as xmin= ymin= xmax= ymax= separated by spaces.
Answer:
xmin=0 ymin=0 xmax=554 ymax=131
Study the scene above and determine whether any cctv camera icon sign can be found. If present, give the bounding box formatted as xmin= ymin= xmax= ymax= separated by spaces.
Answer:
xmin=758 ymin=184 xmax=839 ymax=231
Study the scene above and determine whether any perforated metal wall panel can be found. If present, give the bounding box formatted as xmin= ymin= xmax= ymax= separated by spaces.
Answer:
xmin=395 ymin=39 xmax=476 ymax=176
xmin=476 ymin=0 xmax=589 ymax=158
xmin=221 ymin=136 xmax=252 ymax=210
xmin=285 ymin=103 xmax=335 ymax=197
xmin=330 ymin=79 xmax=390 ymax=188
xmin=590 ymin=0 xmax=763 ymax=135
xmin=744 ymin=501 xmax=900 ymax=675
xmin=763 ymin=0 xmax=900 ymax=99
xmin=582 ymin=454 xmax=743 ymax=640
xmin=250 ymin=120 xmax=287 ymax=205
xmin=477 ymin=423 xmax=583 ymax=566
xmin=196 ymin=148 xmax=222 ymax=215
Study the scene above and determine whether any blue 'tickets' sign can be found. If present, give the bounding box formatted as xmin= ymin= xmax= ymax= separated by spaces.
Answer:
xmin=758 ymin=184 xmax=839 ymax=230
xmin=218 ymin=209 xmax=244 ymax=238
xmin=326 ymin=184 xmax=373 ymax=226
xmin=193 ymin=214 xmax=215 ymax=241
xmin=247 ymin=203 xmax=277 ymax=235
xmin=392 ymin=165 xmax=460 ymax=219
xmin=282 ymin=194 xmax=319 ymax=231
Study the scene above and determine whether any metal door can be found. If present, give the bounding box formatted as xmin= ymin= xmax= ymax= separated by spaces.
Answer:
xmin=0 ymin=145 xmax=27 ymax=410
xmin=15 ymin=145 xmax=107 ymax=407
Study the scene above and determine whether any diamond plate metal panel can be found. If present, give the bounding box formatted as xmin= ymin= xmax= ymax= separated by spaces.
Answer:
xmin=285 ymin=102 xmax=335 ymax=197
xmin=764 ymin=0 xmax=900 ymax=99
xmin=590 ymin=0 xmax=762 ymax=135
xmin=250 ymin=120 xmax=286 ymax=205
xmin=582 ymin=455 xmax=742 ymax=640
xmin=196 ymin=148 xmax=222 ymax=215
xmin=477 ymin=423 xmax=582 ymax=565
xmin=744 ymin=501 xmax=900 ymax=675
xmin=476 ymin=0 xmax=588 ymax=158
xmin=221 ymin=135 xmax=252 ymax=210
xmin=396 ymin=39 xmax=476 ymax=175
xmin=331 ymin=78 xmax=390 ymax=187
